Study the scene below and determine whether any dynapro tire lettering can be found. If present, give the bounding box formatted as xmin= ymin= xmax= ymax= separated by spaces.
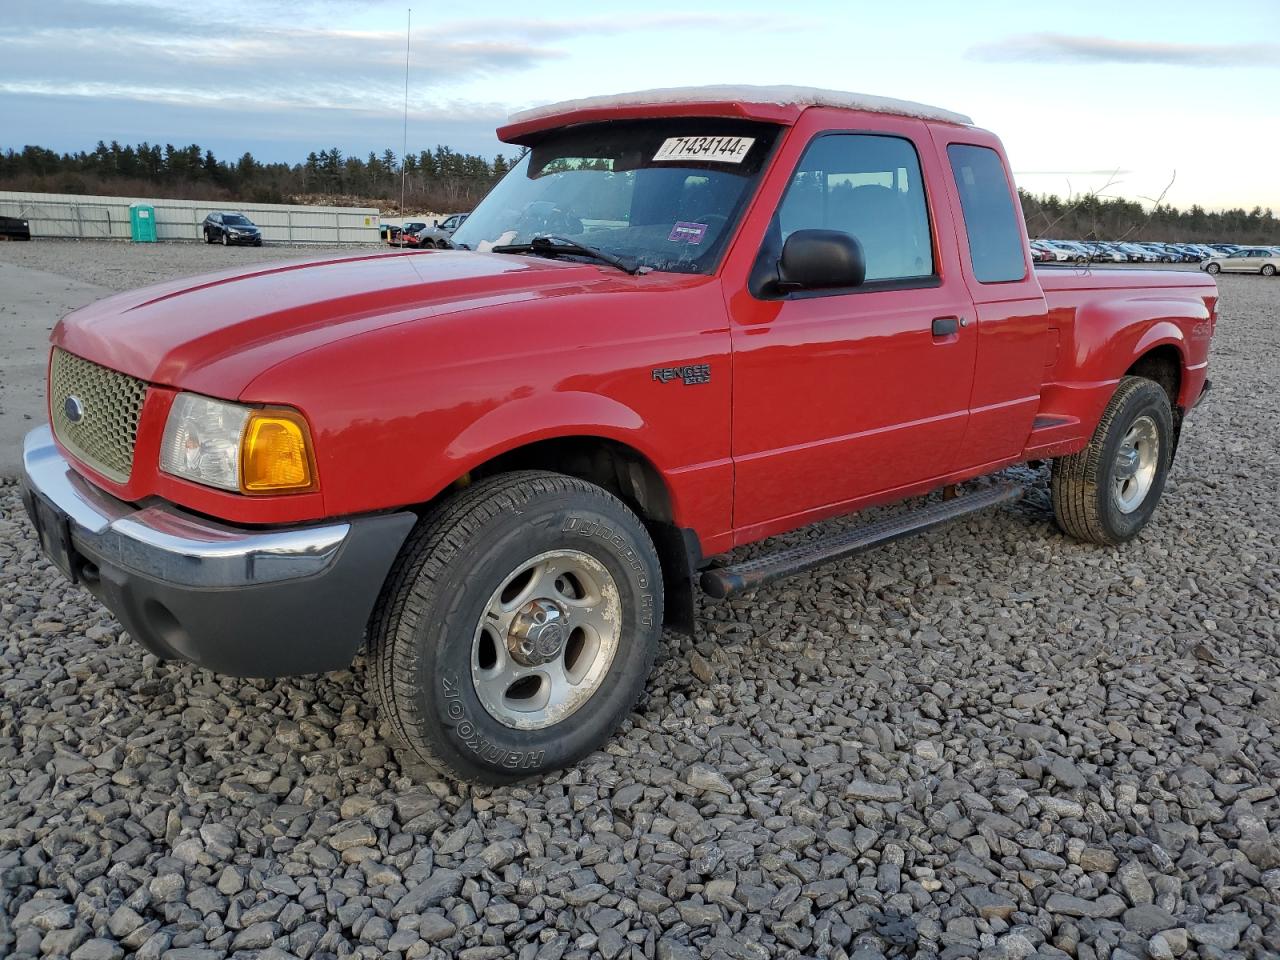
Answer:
xmin=560 ymin=515 xmax=655 ymax=625
xmin=441 ymin=675 xmax=544 ymax=769
xmin=560 ymin=516 xmax=647 ymax=584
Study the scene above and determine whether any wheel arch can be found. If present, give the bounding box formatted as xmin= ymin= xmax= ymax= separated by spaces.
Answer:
xmin=440 ymin=425 xmax=700 ymax=635
xmin=1126 ymin=342 xmax=1184 ymax=412
xmin=1124 ymin=338 xmax=1189 ymax=455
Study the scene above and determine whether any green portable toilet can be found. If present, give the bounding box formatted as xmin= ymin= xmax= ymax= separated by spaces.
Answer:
xmin=129 ymin=203 xmax=157 ymax=243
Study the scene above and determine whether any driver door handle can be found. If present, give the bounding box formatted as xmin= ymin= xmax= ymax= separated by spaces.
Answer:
xmin=931 ymin=316 xmax=961 ymax=338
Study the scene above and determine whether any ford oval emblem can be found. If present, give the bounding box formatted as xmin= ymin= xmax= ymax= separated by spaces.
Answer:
xmin=64 ymin=395 xmax=86 ymax=424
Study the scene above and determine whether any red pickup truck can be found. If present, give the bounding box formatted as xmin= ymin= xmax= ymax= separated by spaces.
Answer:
xmin=22 ymin=86 xmax=1215 ymax=782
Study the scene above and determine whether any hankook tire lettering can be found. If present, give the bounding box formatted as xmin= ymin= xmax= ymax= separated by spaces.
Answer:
xmin=441 ymin=674 xmax=545 ymax=769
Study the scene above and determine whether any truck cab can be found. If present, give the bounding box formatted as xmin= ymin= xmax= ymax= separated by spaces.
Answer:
xmin=22 ymin=86 xmax=1215 ymax=782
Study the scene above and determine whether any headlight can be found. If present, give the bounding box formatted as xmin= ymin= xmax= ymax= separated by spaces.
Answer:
xmin=160 ymin=392 xmax=316 ymax=494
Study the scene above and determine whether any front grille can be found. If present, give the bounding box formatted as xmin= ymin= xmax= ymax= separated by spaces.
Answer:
xmin=49 ymin=348 xmax=148 ymax=483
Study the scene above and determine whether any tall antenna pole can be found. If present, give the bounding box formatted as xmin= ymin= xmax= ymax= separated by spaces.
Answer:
xmin=401 ymin=8 xmax=411 ymax=218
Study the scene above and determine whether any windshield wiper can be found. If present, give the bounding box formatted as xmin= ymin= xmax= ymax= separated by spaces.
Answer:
xmin=491 ymin=235 xmax=643 ymax=275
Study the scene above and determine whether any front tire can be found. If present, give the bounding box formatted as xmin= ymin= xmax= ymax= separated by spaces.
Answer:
xmin=221 ymin=232 xmax=228 ymax=246
xmin=1206 ymin=262 xmax=1220 ymax=274
xmin=368 ymin=471 xmax=663 ymax=783
xmin=1051 ymin=376 xmax=1174 ymax=545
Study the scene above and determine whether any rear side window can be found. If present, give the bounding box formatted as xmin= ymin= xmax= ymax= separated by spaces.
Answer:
xmin=947 ymin=144 xmax=1026 ymax=283
xmin=777 ymin=134 xmax=934 ymax=282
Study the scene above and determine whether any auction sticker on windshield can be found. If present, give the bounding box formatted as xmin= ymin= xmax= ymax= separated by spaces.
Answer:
xmin=653 ymin=136 xmax=754 ymax=164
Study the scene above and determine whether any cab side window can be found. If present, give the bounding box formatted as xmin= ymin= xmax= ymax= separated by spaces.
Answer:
xmin=947 ymin=144 xmax=1027 ymax=283
xmin=776 ymin=134 xmax=934 ymax=283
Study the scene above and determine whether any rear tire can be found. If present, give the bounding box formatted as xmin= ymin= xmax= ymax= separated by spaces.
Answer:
xmin=368 ymin=471 xmax=663 ymax=783
xmin=1051 ymin=376 xmax=1174 ymax=545
xmin=1263 ymin=264 xmax=1276 ymax=277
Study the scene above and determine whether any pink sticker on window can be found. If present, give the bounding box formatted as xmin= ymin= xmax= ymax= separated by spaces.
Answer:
xmin=668 ymin=221 xmax=708 ymax=244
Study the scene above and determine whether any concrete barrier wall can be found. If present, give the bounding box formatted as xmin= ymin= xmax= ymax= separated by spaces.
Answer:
xmin=0 ymin=191 xmax=382 ymax=244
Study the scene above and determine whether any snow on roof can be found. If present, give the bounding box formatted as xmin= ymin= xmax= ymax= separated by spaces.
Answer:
xmin=507 ymin=84 xmax=973 ymax=128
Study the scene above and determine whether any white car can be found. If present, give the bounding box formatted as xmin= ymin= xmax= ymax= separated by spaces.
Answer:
xmin=1086 ymin=243 xmax=1127 ymax=263
xmin=413 ymin=213 xmax=469 ymax=248
xmin=1137 ymin=243 xmax=1176 ymax=263
xmin=1202 ymin=247 xmax=1280 ymax=276
xmin=1041 ymin=240 xmax=1082 ymax=262
xmin=1118 ymin=242 xmax=1159 ymax=263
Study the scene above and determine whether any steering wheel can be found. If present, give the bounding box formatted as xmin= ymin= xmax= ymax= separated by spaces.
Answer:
xmin=517 ymin=201 xmax=582 ymax=237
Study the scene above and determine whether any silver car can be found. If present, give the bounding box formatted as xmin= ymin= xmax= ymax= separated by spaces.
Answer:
xmin=413 ymin=213 xmax=469 ymax=248
xmin=1202 ymin=247 xmax=1280 ymax=276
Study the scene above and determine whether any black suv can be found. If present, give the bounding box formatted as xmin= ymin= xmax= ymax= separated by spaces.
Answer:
xmin=202 ymin=212 xmax=263 ymax=246
xmin=0 ymin=215 xmax=32 ymax=241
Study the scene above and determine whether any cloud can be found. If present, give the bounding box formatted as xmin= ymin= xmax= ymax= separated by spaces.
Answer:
xmin=4 ymin=0 xmax=192 ymax=32
xmin=0 ymin=2 xmax=777 ymax=128
xmin=433 ymin=13 xmax=781 ymax=41
xmin=1 ymin=25 xmax=560 ymax=100
xmin=0 ymin=89 xmax=509 ymax=161
xmin=969 ymin=33 xmax=1280 ymax=68
xmin=0 ymin=1 xmax=789 ymax=159
xmin=0 ymin=5 xmax=569 ymax=130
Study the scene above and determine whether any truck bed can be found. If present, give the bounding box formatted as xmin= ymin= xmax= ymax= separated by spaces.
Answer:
xmin=1035 ymin=263 xmax=1215 ymax=295
xmin=1023 ymin=264 xmax=1216 ymax=461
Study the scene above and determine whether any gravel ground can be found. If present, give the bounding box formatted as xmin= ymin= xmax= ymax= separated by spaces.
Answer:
xmin=0 ymin=239 xmax=370 ymax=292
xmin=1 ymin=243 xmax=1279 ymax=960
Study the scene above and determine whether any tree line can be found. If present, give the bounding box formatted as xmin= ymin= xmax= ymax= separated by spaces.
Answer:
xmin=0 ymin=141 xmax=517 ymax=213
xmin=1 ymin=141 xmax=1276 ymax=242
xmin=1020 ymin=189 xmax=1278 ymax=245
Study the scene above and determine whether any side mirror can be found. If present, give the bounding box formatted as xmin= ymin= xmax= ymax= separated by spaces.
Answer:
xmin=433 ymin=219 xmax=440 ymax=228
xmin=777 ymin=229 xmax=866 ymax=291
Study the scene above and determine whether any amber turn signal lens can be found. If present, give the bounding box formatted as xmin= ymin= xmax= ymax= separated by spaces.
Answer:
xmin=240 ymin=410 xmax=315 ymax=493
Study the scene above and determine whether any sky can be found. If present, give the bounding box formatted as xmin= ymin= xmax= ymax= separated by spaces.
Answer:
xmin=3 ymin=0 xmax=1278 ymax=211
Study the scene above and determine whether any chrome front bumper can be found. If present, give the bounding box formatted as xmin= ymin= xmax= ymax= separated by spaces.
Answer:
xmin=20 ymin=425 xmax=416 ymax=677
xmin=23 ymin=425 xmax=350 ymax=587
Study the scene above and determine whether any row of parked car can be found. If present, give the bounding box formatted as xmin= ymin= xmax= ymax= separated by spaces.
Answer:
xmin=381 ymin=213 xmax=468 ymax=249
xmin=1029 ymin=238 xmax=1279 ymax=266
xmin=192 ymin=211 xmax=470 ymax=249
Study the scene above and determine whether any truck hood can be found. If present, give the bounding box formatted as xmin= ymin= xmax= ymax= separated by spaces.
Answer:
xmin=53 ymin=250 xmax=618 ymax=398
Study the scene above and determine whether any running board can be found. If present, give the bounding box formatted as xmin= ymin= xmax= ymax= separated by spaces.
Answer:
xmin=701 ymin=483 xmax=1023 ymax=599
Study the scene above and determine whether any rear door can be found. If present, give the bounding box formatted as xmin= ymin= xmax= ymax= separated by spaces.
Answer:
xmin=930 ymin=132 xmax=1049 ymax=469
xmin=726 ymin=118 xmax=977 ymax=537
xmin=1225 ymin=250 xmax=1252 ymax=272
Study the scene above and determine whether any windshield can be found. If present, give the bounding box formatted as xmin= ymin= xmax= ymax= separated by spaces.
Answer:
xmin=451 ymin=118 xmax=781 ymax=275
xmin=224 ymin=215 xmax=252 ymax=226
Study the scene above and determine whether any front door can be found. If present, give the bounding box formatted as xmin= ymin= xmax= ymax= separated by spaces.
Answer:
xmin=728 ymin=127 xmax=977 ymax=538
